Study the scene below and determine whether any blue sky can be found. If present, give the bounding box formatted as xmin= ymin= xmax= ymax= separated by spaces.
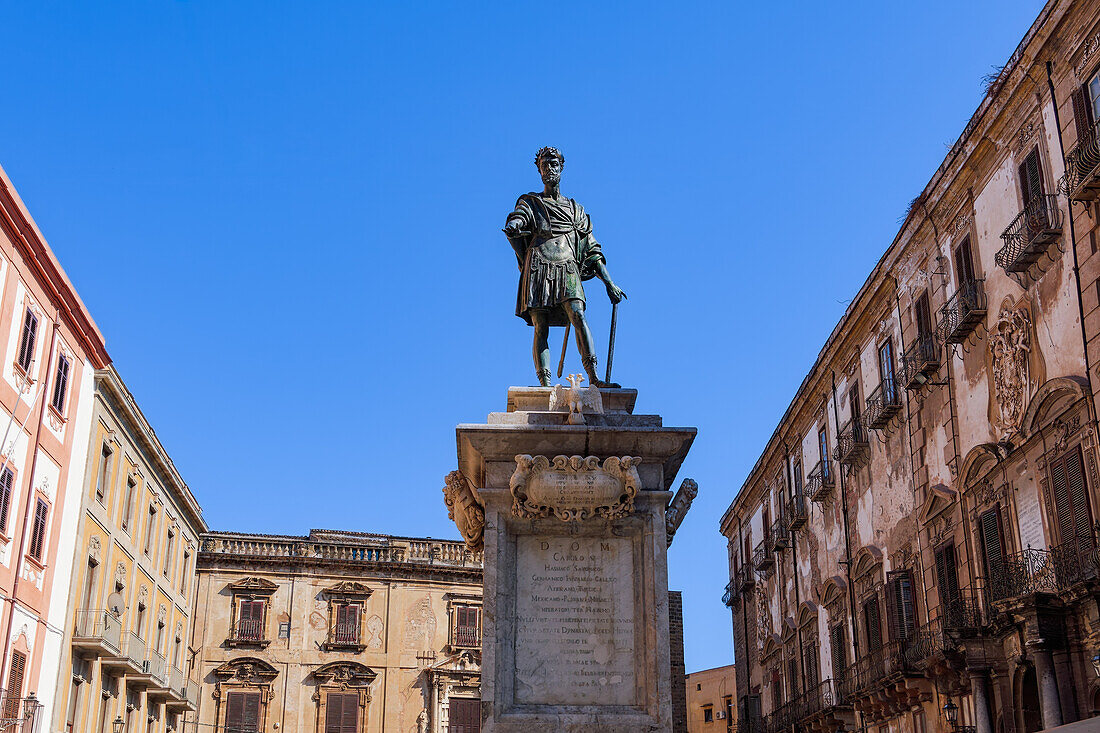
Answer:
xmin=1 ymin=0 xmax=1044 ymax=673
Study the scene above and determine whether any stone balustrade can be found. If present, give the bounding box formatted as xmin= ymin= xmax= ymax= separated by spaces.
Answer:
xmin=200 ymin=530 xmax=483 ymax=567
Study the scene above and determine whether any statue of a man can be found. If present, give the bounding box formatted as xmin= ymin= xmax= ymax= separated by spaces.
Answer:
xmin=503 ymin=147 xmax=626 ymax=387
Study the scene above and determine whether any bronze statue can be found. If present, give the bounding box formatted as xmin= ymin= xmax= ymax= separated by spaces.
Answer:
xmin=503 ymin=147 xmax=626 ymax=388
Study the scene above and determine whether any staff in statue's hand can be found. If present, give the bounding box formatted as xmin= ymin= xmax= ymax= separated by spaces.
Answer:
xmin=502 ymin=147 xmax=626 ymax=388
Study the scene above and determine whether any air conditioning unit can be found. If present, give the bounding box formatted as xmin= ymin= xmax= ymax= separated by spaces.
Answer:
xmin=716 ymin=711 xmax=726 ymax=719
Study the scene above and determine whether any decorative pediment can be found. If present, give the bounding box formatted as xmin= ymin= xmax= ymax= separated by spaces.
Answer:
xmin=1022 ymin=377 xmax=1087 ymax=437
xmin=780 ymin=616 xmax=797 ymax=641
xmin=820 ymin=577 xmax=847 ymax=609
xmin=796 ymin=601 xmax=819 ymax=628
xmin=851 ymin=545 xmax=883 ymax=581
xmin=428 ymin=648 xmax=481 ymax=675
xmin=212 ymin=657 xmax=279 ymax=684
xmin=762 ymin=633 xmax=782 ymax=660
xmin=918 ymin=484 xmax=957 ymax=525
xmin=227 ymin=577 xmax=278 ymax=596
xmin=323 ymin=581 xmax=373 ymax=598
xmin=312 ymin=661 xmax=377 ymax=688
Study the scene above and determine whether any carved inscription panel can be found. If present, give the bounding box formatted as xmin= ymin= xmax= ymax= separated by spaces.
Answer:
xmin=514 ymin=535 xmax=637 ymax=706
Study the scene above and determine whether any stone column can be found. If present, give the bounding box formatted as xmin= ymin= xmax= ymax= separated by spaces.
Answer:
xmin=968 ymin=669 xmax=993 ymax=733
xmin=1032 ymin=647 xmax=1064 ymax=729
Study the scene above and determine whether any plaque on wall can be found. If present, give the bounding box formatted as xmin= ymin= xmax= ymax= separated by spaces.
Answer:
xmin=509 ymin=455 xmax=641 ymax=521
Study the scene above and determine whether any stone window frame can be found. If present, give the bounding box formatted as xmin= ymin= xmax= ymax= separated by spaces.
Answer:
xmin=320 ymin=582 xmax=373 ymax=652
xmin=225 ymin=577 xmax=278 ymax=649
xmin=851 ymin=546 xmax=885 ymax=652
xmin=310 ymin=661 xmax=376 ymax=733
xmin=211 ymin=657 xmax=279 ymax=732
xmin=444 ymin=593 xmax=482 ymax=651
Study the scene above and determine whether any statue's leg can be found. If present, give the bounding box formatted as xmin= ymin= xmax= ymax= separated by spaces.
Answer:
xmin=530 ymin=310 xmax=552 ymax=386
xmin=564 ymin=300 xmax=618 ymax=388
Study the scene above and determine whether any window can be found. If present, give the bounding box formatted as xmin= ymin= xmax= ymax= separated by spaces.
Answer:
xmin=97 ymin=673 xmax=115 ymax=733
xmin=915 ymin=291 xmax=933 ymax=341
xmin=65 ymin=674 xmax=81 ymax=732
xmin=863 ymin=597 xmax=883 ymax=652
xmin=448 ymin=698 xmax=480 ymax=733
xmin=935 ymin=543 xmax=961 ymax=605
xmin=886 ymin=570 xmax=917 ymax=641
xmin=155 ymin=621 xmax=165 ymax=655
xmin=333 ymin=603 xmax=360 ymax=645
xmin=51 ymin=354 xmax=70 ymax=413
xmin=164 ymin=529 xmax=175 ymax=577
xmin=792 ymin=461 xmax=802 ymax=494
xmin=1049 ymin=446 xmax=1094 ymax=546
xmin=955 ymin=236 xmax=976 ymax=286
xmin=1019 ymin=148 xmax=1045 ymax=206
xmin=818 ymin=426 xmax=829 ymax=480
xmin=135 ymin=604 xmax=145 ymax=636
xmin=5 ymin=650 xmax=25 ymax=718
xmin=237 ymin=599 xmax=265 ymax=641
xmin=802 ymin=641 xmax=819 ymax=690
xmin=878 ymin=339 xmax=896 ymax=399
xmin=224 ymin=691 xmax=261 ymax=733
xmin=454 ymin=605 xmax=481 ymax=648
xmin=325 ymin=692 xmax=359 ymax=733
xmin=180 ymin=550 xmax=190 ymax=594
xmin=829 ymin=623 xmax=846 ymax=677
xmin=0 ymin=467 xmax=13 ymax=535
xmin=16 ymin=308 xmax=37 ymax=373
xmin=82 ymin=558 xmax=98 ymax=611
xmin=703 ymin=706 xmax=714 ymax=723
xmin=847 ymin=386 xmax=861 ymax=426
xmin=144 ymin=505 xmax=156 ymax=555
xmin=787 ymin=656 xmax=799 ymax=698
xmin=771 ymin=668 xmax=783 ymax=707
xmin=172 ymin=635 xmax=181 ymax=671
xmin=121 ymin=477 xmax=135 ymax=532
xmin=28 ymin=498 xmax=48 ymax=562
xmin=96 ymin=444 xmax=112 ymax=505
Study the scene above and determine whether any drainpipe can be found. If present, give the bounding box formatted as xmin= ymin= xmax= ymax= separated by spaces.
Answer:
xmin=782 ymin=438 xmax=803 ymax=703
xmin=0 ymin=315 xmax=59 ymax=690
xmin=830 ymin=372 xmax=859 ymax=663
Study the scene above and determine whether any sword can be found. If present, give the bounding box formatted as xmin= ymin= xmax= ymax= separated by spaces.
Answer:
xmin=557 ymin=322 xmax=571 ymax=379
xmin=605 ymin=302 xmax=618 ymax=385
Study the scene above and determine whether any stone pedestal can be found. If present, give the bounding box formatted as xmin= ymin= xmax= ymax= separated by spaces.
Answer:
xmin=444 ymin=387 xmax=696 ymax=733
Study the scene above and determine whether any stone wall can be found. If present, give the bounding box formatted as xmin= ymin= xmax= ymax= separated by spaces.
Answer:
xmin=669 ymin=590 xmax=687 ymax=733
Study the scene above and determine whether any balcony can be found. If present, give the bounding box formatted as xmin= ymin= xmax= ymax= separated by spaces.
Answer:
xmin=996 ymin=194 xmax=1064 ymax=274
xmin=132 ymin=648 xmax=168 ymax=689
xmin=770 ymin=519 xmax=790 ymax=552
xmin=752 ymin=538 xmax=774 ymax=573
xmin=789 ymin=679 xmax=850 ymax=730
xmin=987 ymin=535 xmax=1100 ymax=605
xmin=937 ymin=279 xmax=987 ymax=345
xmin=838 ymin=640 xmax=930 ymax=721
xmin=323 ymin=621 xmax=366 ymax=652
xmin=736 ymin=564 xmax=755 ymax=592
xmin=1063 ymin=119 xmax=1100 ymax=202
xmin=102 ymin=631 xmax=147 ymax=677
xmin=454 ymin=625 xmax=480 ymax=648
xmin=165 ymin=667 xmax=186 ymax=708
xmin=72 ymin=610 xmax=122 ymax=657
xmin=785 ymin=492 xmax=808 ymax=532
xmin=227 ymin=618 xmax=269 ymax=649
xmin=899 ymin=335 xmax=940 ymax=391
xmin=722 ymin=579 xmax=737 ymax=607
xmin=834 ymin=418 xmax=869 ymax=466
xmin=864 ymin=377 xmax=901 ymax=430
xmin=806 ymin=460 xmax=834 ymax=502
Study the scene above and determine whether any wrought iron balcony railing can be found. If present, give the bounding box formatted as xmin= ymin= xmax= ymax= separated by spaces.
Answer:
xmin=941 ymin=586 xmax=984 ymax=632
xmin=737 ymin=563 xmax=756 ymax=592
xmin=1063 ymin=119 xmax=1100 ymax=202
xmin=454 ymin=625 xmax=480 ymax=648
xmin=937 ymin=278 xmax=987 ymax=345
xmin=723 ymin=578 xmax=737 ymax=607
xmin=864 ymin=376 xmax=901 ymax=430
xmin=899 ymin=335 xmax=940 ymax=390
xmin=770 ymin=518 xmax=790 ymax=552
xmin=232 ymin=618 xmax=264 ymax=643
xmin=332 ymin=622 xmax=360 ymax=646
xmin=806 ymin=460 xmax=834 ymax=502
xmin=996 ymin=194 xmax=1063 ymax=273
xmin=987 ymin=534 xmax=1100 ymax=603
xmin=793 ymin=678 xmax=848 ymax=724
xmin=834 ymin=417 xmax=869 ymax=466
xmin=785 ymin=491 xmax=808 ymax=531
xmin=753 ymin=538 xmax=774 ymax=572
xmin=838 ymin=640 xmax=910 ymax=698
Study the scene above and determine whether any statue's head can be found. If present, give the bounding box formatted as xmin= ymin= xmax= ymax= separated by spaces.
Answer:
xmin=535 ymin=146 xmax=564 ymax=186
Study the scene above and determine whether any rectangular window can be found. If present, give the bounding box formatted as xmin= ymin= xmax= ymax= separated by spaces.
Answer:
xmin=334 ymin=603 xmax=360 ymax=645
xmin=787 ymin=656 xmax=799 ymax=698
xmin=0 ymin=467 xmax=13 ymax=535
xmin=96 ymin=444 xmax=112 ymax=504
xmin=802 ymin=641 xmax=819 ymax=690
xmin=98 ymin=674 xmax=114 ymax=733
xmin=818 ymin=426 xmax=829 ymax=480
xmin=1050 ymin=446 xmax=1094 ymax=547
xmin=771 ymin=668 xmax=783 ymax=708
xmin=163 ymin=529 xmax=174 ymax=577
xmin=16 ymin=308 xmax=37 ymax=373
xmin=915 ymin=291 xmax=933 ymax=340
xmin=237 ymin=599 xmax=265 ymax=641
xmin=82 ymin=558 xmax=98 ymax=611
xmin=51 ymin=354 xmax=70 ymax=413
xmin=180 ymin=550 xmax=190 ymax=595
xmin=955 ymin=236 xmax=976 ymax=285
xmin=935 ymin=543 xmax=960 ymax=605
xmin=455 ymin=605 xmax=481 ymax=647
xmin=1019 ymin=148 xmax=1045 ymax=205
xmin=447 ymin=698 xmax=481 ymax=733
xmin=121 ymin=477 xmax=135 ymax=532
xmin=29 ymin=498 xmax=48 ymax=561
xmin=829 ymin=623 xmax=846 ymax=676
xmin=979 ymin=507 xmax=1006 ymax=578
xmin=65 ymin=675 xmax=81 ymax=732
xmin=703 ymin=706 xmax=714 ymax=723
xmin=155 ymin=622 xmax=164 ymax=655
xmin=879 ymin=339 xmax=896 ymax=400
xmin=863 ymin=597 xmax=883 ymax=652
xmin=886 ymin=570 xmax=917 ymax=641
xmin=144 ymin=506 xmax=155 ymax=555
xmin=224 ymin=691 xmax=261 ymax=733
xmin=792 ymin=461 xmax=803 ymax=494
xmin=5 ymin=650 xmax=25 ymax=718
xmin=325 ymin=692 xmax=359 ymax=733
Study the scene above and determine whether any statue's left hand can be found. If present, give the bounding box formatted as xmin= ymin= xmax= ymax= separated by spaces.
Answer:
xmin=606 ymin=283 xmax=627 ymax=304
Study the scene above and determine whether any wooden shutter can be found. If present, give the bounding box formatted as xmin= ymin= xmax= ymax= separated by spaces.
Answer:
xmin=0 ymin=468 xmax=13 ymax=535
xmin=829 ymin=624 xmax=845 ymax=676
xmin=802 ymin=643 xmax=819 ymax=690
xmin=978 ymin=508 xmax=1005 ymax=580
xmin=934 ymin=544 xmax=960 ymax=602
xmin=1019 ymin=149 xmax=1045 ymax=205
xmin=915 ymin=292 xmax=933 ymax=340
xmin=954 ymin=237 xmax=975 ymax=285
xmin=848 ymin=387 xmax=860 ymax=423
xmin=17 ymin=310 xmax=37 ymax=372
xmin=448 ymin=698 xmax=481 ymax=733
xmin=886 ymin=571 xmax=916 ymax=641
xmin=1051 ymin=447 xmax=1093 ymax=546
xmin=1071 ymin=84 xmax=1094 ymax=144
xmin=29 ymin=499 xmax=48 ymax=560
xmin=225 ymin=691 xmax=261 ymax=732
xmin=325 ymin=693 xmax=358 ymax=733
xmin=51 ymin=355 xmax=70 ymax=412
xmin=863 ymin=598 xmax=883 ymax=651
xmin=5 ymin=651 xmax=25 ymax=718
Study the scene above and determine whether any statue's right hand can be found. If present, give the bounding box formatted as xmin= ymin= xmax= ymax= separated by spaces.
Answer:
xmin=503 ymin=222 xmax=525 ymax=238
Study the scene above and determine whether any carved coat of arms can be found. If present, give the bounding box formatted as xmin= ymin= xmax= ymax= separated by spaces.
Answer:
xmin=989 ymin=303 xmax=1031 ymax=438
xmin=509 ymin=454 xmax=640 ymax=521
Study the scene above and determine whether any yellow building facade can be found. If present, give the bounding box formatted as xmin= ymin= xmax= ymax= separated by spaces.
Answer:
xmin=52 ymin=367 xmax=207 ymax=733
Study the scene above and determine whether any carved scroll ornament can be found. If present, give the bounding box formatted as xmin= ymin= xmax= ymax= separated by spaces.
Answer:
xmin=509 ymin=454 xmax=640 ymax=521
xmin=990 ymin=303 xmax=1032 ymax=439
xmin=442 ymin=471 xmax=485 ymax=549
xmin=665 ymin=478 xmax=698 ymax=546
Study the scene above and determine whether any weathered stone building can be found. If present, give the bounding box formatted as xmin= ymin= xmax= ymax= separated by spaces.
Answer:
xmin=193 ymin=530 xmax=483 ymax=733
xmin=720 ymin=1 xmax=1100 ymax=731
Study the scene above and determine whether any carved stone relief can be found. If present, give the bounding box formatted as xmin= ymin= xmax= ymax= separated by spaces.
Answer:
xmin=88 ymin=536 xmax=102 ymax=564
xmin=989 ymin=302 xmax=1032 ymax=439
xmin=442 ymin=471 xmax=485 ymax=549
xmin=366 ymin=615 xmax=384 ymax=649
xmin=509 ymin=454 xmax=640 ymax=521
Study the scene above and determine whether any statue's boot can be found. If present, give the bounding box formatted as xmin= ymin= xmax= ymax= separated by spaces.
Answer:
xmin=536 ymin=368 xmax=553 ymax=387
xmin=582 ymin=356 xmax=620 ymax=389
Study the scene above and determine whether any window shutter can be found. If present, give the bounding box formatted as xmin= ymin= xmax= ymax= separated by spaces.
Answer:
xmin=51 ymin=356 xmax=70 ymax=412
xmin=448 ymin=698 xmax=481 ymax=733
xmin=787 ymin=657 xmax=798 ymax=697
xmin=802 ymin=644 xmax=819 ymax=690
xmin=226 ymin=691 xmax=261 ymax=732
xmin=935 ymin=544 xmax=960 ymax=604
xmin=886 ymin=571 xmax=916 ymax=641
xmin=1019 ymin=149 xmax=1044 ymax=205
xmin=955 ymin=237 xmax=975 ymax=285
xmin=829 ymin=624 xmax=845 ymax=676
xmin=0 ymin=468 xmax=13 ymax=535
xmin=17 ymin=310 xmax=37 ymax=372
xmin=4 ymin=651 xmax=24 ymax=718
xmin=1051 ymin=456 xmax=1079 ymax=544
xmin=864 ymin=598 xmax=883 ymax=651
xmin=326 ymin=693 xmax=358 ymax=733
xmin=1065 ymin=447 xmax=1093 ymax=546
xmin=979 ymin=508 xmax=1005 ymax=577
xmin=29 ymin=500 xmax=48 ymax=560
xmin=1072 ymin=84 xmax=1094 ymax=144
xmin=916 ymin=292 xmax=932 ymax=339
